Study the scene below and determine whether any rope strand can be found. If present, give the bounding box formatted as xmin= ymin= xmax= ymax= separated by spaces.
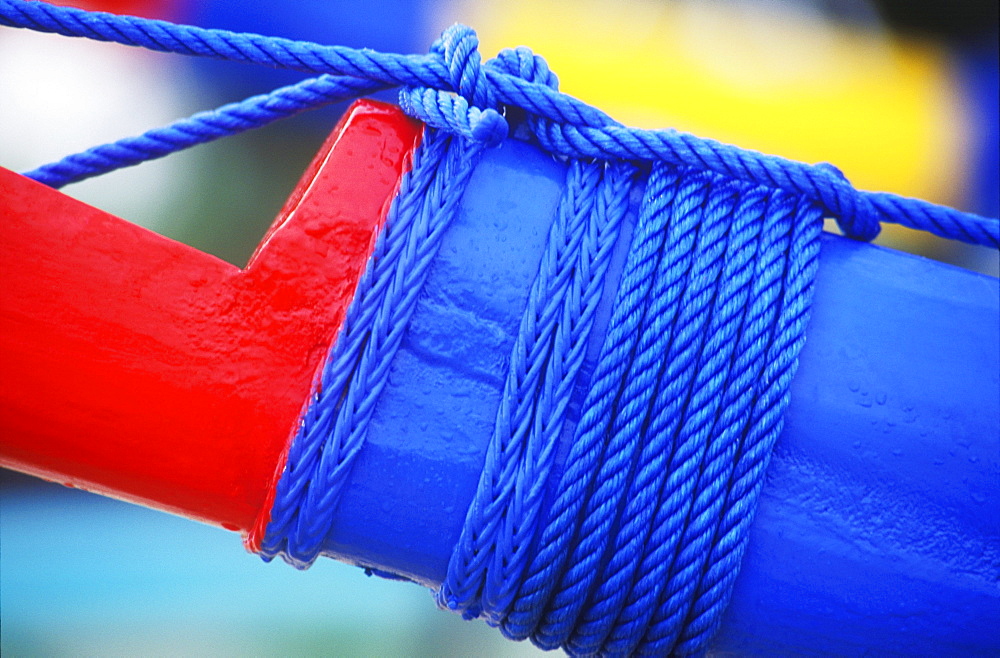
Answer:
xmin=23 ymin=74 xmax=387 ymax=189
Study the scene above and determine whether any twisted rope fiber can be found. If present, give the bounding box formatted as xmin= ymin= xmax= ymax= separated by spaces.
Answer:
xmin=489 ymin=162 xmax=633 ymax=622
xmin=623 ymin=183 xmax=766 ymax=655
xmin=500 ymin=164 xmax=697 ymax=643
xmin=676 ymin=205 xmax=822 ymax=653
xmin=610 ymin=190 xmax=797 ymax=655
xmin=536 ymin=169 xmax=737 ymax=652
xmin=590 ymin=171 xmax=760 ymax=655
xmin=565 ymin=177 xmax=768 ymax=656
xmin=5 ymin=3 xmax=998 ymax=656
xmin=508 ymin=169 xmax=747 ymax=654
xmin=439 ymin=159 xmax=633 ymax=622
xmin=440 ymin=160 xmax=603 ymax=617
xmin=641 ymin=197 xmax=821 ymax=657
xmin=4 ymin=0 xmax=997 ymax=247
xmin=489 ymin=171 xmax=823 ymax=656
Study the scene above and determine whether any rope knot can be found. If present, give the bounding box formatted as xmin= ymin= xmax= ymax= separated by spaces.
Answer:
xmin=436 ymin=24 xmax=494 ymax=108
xmin=814 ymin=162 xmax=881 ymax=241
xmin=399 ymin=24 xmax=508 ymax=146
xmin=485 ymin=46 xmax=560 ymax=141
xmin=488 ymin=46 xmax=559 ymax=90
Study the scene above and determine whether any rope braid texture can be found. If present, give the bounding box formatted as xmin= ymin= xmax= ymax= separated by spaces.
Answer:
xmin=4 ymin=2 xmax=997 ymax=655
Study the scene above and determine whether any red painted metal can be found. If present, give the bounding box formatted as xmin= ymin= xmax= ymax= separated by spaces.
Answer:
xmin=0 ymin=100 xmax=422 ymax=538
xmin=59 ymin=1 xmax=183 ymax=21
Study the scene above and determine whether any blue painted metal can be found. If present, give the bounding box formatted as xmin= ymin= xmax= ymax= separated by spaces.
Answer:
xmin=317 ymin=137 xmax=997 ymax=653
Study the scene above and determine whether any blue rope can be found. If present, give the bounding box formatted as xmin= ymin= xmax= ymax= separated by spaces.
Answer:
xmin=564 ymin=175 xmax=756 ymax=655
xmin=674 ymin=199 xmax=822 ymax=654
xmin=259 ymin=128 xmax=482 ymax=567
xmin=3 ymin=0 xmax=997 ymax=247
xmin=23 ymin=74 xmax=387 ymax=189
xmin=259 ymin=28 xmax=493 ymax=568
xmin=438 ymin=159 xmax=633 ymax=622
xmin=4 ymin=3 xmax=998 ymax=655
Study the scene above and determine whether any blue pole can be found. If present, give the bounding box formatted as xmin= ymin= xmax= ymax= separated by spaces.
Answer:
xmin=312 ymin=137 xmax=997 ymax=653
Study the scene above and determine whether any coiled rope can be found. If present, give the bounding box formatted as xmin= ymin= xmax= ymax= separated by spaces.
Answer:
xmin=3 ymin=2 xmax=997 ymax=655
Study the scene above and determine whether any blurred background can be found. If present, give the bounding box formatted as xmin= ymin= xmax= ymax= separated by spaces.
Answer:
xmin=1 ymin=0 xmax=997 ymax=655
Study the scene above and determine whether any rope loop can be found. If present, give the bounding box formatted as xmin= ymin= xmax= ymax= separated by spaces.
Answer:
xmin=487 ymin=45 xmax=560 ymax=97
xmin=436 ymin=24 xmax=493 ymax=108
xmin=812 ymin=162 xmax=881 ymax=241
xmin=399 ymin=25 xmax=508 ymax=147
xmin=486 ymin=45 xmax=560 ymax=144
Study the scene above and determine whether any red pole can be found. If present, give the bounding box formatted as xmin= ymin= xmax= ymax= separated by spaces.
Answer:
xmin=0 ymin=100 xmax=421 ymax=538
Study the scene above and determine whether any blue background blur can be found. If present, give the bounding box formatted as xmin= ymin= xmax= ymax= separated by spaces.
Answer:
xmin=1 ymin=472 xmax=539 ymax=656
